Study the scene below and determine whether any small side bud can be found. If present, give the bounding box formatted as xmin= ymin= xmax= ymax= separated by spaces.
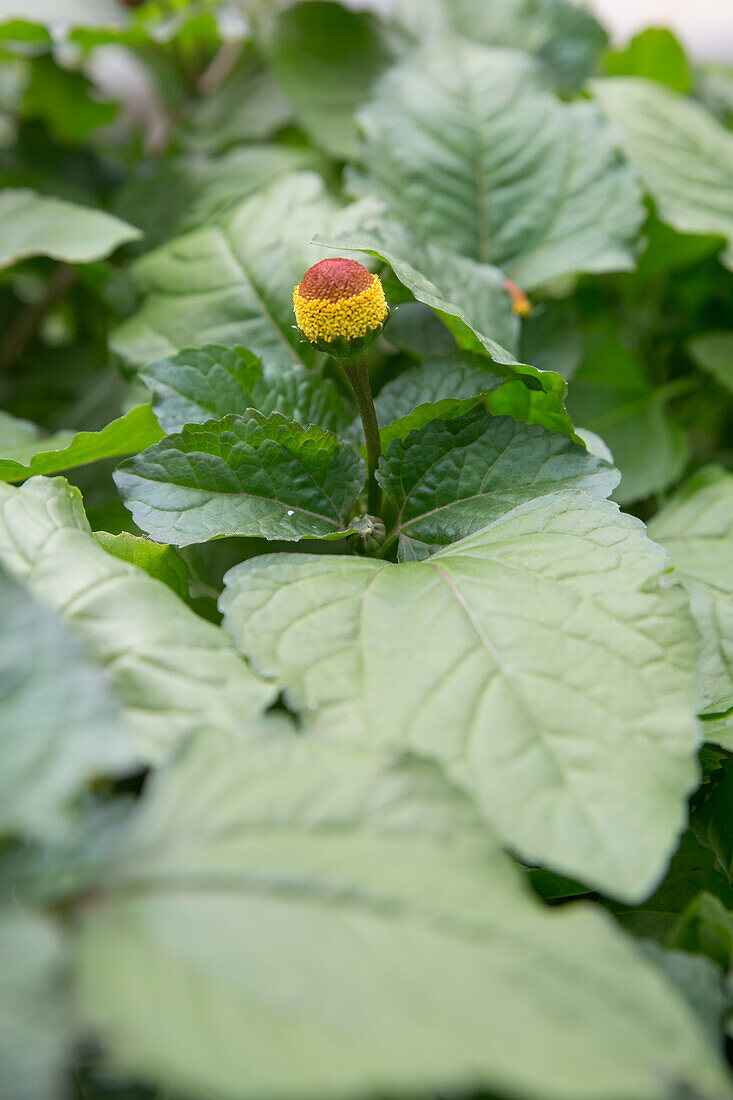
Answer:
xmin=348 ymin=515 xmax=386 ymax=554
xmin=504 ymin=277 xmax=532 ymax=318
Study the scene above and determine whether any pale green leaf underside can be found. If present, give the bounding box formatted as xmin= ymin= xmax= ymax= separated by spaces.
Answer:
xmin=592 ymin=77 xmax=733 ymax=271
xmin=0 ymin=189 xmax=140 ymax=269
xmin=0 ymin=571 xmax=134 ymax=841
xmin=110 ymin=172 xmax=368 ymax=369
xmin=222 ymin=491 xmax=700 ymax=900
xmin=377 ymin=413 xmax=619 ymax=559
xmin=0 ymin=478 xmax=273 ymax=761
xmin=649 ymin=469 xmax=733 ymax=746
xmin=0 ymin=405 xmax=162 ymax=483
xmin=0 ymin=907 xmax=69 ymax=1100
xmin=115 ymin=411 xmax=365 ymax=547
xmin=141 ymin=345 xmax=351 ymax=435
xmin=77 ymin=731 xmax=725 ymax=1100
xmin=352 ymin=41 xmax=644 ymax=289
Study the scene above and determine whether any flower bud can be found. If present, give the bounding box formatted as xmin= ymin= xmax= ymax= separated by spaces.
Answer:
xmin=293 ymin=258 xmax=390 ymax=358
xmin=504 ymin=278 xmax=532 ymax=318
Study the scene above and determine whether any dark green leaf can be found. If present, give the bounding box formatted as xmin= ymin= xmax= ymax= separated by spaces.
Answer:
xmin=115 ymin=411 xmax=366 ymax=547
xmin=264 ymin=1 xmax=393 ymax=159
xmin=377 ymin=411 xmax=619 ymax=560
xmin=142 ymin=345 xmax=351 ymax=435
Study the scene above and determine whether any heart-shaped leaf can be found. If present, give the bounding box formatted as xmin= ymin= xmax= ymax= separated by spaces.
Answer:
xmin=222 ymin=491 xmax=700 ymax=899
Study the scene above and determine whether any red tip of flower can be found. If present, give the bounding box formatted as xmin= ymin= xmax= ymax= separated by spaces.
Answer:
xmin=298 ymin=258 xmax=374 ymax=303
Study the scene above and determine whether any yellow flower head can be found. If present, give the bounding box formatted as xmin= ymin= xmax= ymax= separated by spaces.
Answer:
xmin=293 ymin=258 xmax=389 ymax=357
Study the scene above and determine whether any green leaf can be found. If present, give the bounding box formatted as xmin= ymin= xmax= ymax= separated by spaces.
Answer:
xmin=0 ymin=477 xmax=274 ymax=761
xmin=608 ymin=831 xmax=733 ymax=942
xmin=566 ymin=326 xmax=688 ymax=505
xmin=374 ymin=352 xmax=578 ymax=446
xmin=641 ymin=942 xmax=729 ymax=1046
xmin=668 ymin=891 xmax=733 ymax=970
xmin=0 ymin=405 xmax=163 ymax=483
xmin=115 ymin=411 xmax=365 ymax=548
xmin=649 ymin=468 xmax=733 ymax=744
xmin=0 ymin=570 xmax=134 ymax=841
xmin=351 ymin=40 xmax=644 ymax=289
xmin=111 ymin=172 xmax=364 ymax=370
xmin=181 ymin=53 xmax=293 ymax=155
xmin=76 ymin=729 xmax=726 ymax=1100
xmin=394 ymin=0 xmax=607 ymax=90
xmin=377 ymin=412 xmax=619 ymax=560
xmin=264 ymin=1 xmax=392 ymax=159
xmin=604 ymin=28 xmax=693 ymax=92
xmin=23 ymin=55 xmax=117 ymax=145
xmin=0 ymin=907 xmax=69 ymax=1100
xmin=141 ymin=345 xmax=351 ymax=435
xmin=94 ymin=532 xmax=190 ymax=600
xmin=592 ymin=77 xmax=733 ymax=272
xmin=688 ymin=332 xmax=733 ymax=395
xmin=113 ymin=145 xmax=325 ymax=250
xmin=221 ymin=490 xmax=701 ymax=900
xmin=0 ymin=189 xmax=140 ymax=269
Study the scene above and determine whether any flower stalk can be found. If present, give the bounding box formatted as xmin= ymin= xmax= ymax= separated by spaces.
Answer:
xmin=339 ymin=354 xmax=381 ymax=514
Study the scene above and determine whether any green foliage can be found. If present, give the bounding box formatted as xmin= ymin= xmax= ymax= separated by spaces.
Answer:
xmin=1 ymin=1 xmax=733 ymax=1096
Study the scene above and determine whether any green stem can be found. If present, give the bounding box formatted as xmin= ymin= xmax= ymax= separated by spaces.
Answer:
xmin=340 ymin=355 xmax=381 ymax=515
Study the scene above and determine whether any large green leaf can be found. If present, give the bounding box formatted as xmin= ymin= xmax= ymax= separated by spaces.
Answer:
xmin=0 ymin=405 xmax=162 ymax=483
xmin=141 ymin=345 xmax=351 ymax=435
xmin=115 ymin=411 xmax=365 ymax=547
xmin=592 ymin=77 xmax=733 ymax=272
xmin=377 ymin=413 xmax=619 ymax=560
xmin=566 ymin=326 xmax=688 ymax=505
xmin=76 ymin=729 xmax=725 ymax=1100
xmin=0 ymin=570 xmax=134 ymax=841
xmin=0 ymin=189 xmax=140 ymax=269
xmin=0 ymin=478 xmax=273 ymax=761
xmin=649 ymin=468 xmax=733 ymax=746
xmin=0 ymin=907 xmax=69 ymax=1100
xmin=110 ymin=172 xmax=366 ymax=370
xmin=394 ymin=0 xmax=607 ymax=90
xmin=351 ymin=40 xmax=644 ymax=289
xmin=263 ymin=1 xmax=393 ymax=159
xmin=222 ymin=490 xmax=701 ymax=900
